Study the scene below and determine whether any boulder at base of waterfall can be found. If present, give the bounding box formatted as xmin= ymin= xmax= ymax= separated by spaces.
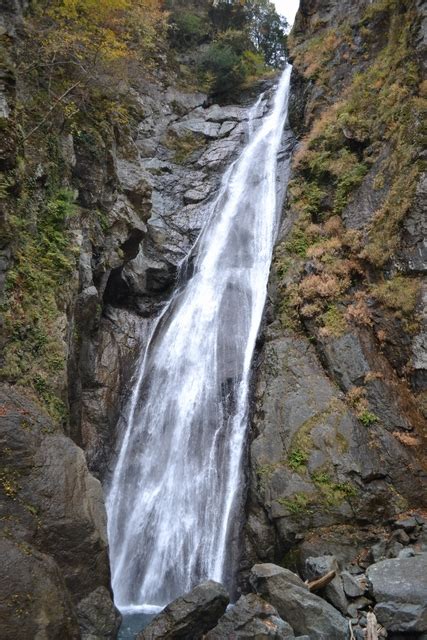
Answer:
xmin=205 ymin=593 xmax=295 ymax=639
xmin=366 ymin=554 xmax=427 ymax=634
xmin=249 ymin=563 xmax=349 ymax=640
xmin=137 ymin=580 xmax=229 ymax=640
xmin=76 ymin=586 xmax=121 ymax=639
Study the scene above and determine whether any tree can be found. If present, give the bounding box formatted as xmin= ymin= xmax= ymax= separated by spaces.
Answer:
xmin=245 ymin=0 xmax=288 ymax=66
xmin=20 ymin=0 xmax=169 ymax=138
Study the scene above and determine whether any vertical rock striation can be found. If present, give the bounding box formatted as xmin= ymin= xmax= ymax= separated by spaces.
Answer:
xmin=243 ymin=0 xmax=427 ymax=582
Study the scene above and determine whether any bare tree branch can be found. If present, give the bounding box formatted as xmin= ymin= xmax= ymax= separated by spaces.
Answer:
xmin=22 ymin=80 xmax=82 ymax=142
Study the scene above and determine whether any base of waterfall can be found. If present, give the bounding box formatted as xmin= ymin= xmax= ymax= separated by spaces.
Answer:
xmin=117 ymin=604 xmax=163 ymax=640
xmin=120 ymin=604 xmax=164 ymax=615
xmin=121 ymin=557 xmax=427 ymax=639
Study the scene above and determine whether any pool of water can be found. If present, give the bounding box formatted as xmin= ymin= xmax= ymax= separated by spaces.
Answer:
xmin=118 ymin=612 xmax=157 ymax=639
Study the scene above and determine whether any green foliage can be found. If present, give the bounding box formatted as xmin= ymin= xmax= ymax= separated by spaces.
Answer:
xmin=284 ymin=227 xmax=310 ymax=257
xmin=0 ymin=467 xmax=20 ymax=499
xmin=334 ymin=161 xmax=368 ymax=214
xmin=278 ymin=493 xmax=312 ymax=515
xmin=196 ymin=1 xmax=287 ymax=96
xmin=246 ymin=0 xmax=288 ymax=66
xmin=20 ymin=0 xmax=169 ymax=141
xmin=319 ymin=305 xmax=347 ymax=338
xmin=358 ymin=410 xmax=379 ymax=427
xmin=288 ymin=448 xmax=308 ymax=472
xmin=1 ymin=176 xmax=77 ymax=423
xmin=199 ymin=41 xmax=243 ymax=95
xmin=239 ymin=50 xmax=266 ymax=78
xmin=277 ymin=0 xmax=424 ymax=340
xmin=164 ymin=131 xmax=205 ymax=164
xmin=169 ymin=10 xmax=210 ymax=49
xmin=256 ymin=462 xmax=278 ymax=491
xmin=370 ymin=276 xmax=420 ymax=318
xmin=312 ymin=470 xmax=358 ymax=505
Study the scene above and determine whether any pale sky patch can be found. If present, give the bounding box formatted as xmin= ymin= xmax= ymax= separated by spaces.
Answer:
xmin=272 ymin=0 xmax=300 ymax=27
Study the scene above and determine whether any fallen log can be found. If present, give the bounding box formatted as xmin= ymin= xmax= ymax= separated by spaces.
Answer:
xmin=307 ymin=570 xmax=336 ymax=592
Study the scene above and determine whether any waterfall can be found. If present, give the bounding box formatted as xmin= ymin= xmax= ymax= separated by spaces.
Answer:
xmin=107 ymin=66 xmax=292 ymax=613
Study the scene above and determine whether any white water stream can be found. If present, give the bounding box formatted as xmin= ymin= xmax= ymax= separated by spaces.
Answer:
xmin=107 ymin=66 xmax=292 ymax=612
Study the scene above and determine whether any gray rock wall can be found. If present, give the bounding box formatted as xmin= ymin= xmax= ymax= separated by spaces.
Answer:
xmin=241 ymin=0 xmax=427 ymax=587
xmin=0 ymin=385 xmax=120 ymax=638
xmin=66 ymin=75 xmax=278 ymax=478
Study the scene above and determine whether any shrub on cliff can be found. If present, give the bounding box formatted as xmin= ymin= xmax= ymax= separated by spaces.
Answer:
xmin=21 ymin=0 xmax=169 ymax=139
xmin=169 ymin=10 xmax=211 ymax=49
xmin=198 ymin=41 xmax=244 ymax=95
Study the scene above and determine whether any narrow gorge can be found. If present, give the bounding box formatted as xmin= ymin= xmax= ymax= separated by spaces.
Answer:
xmin=0 ymin=1 xmax=426 ymax=639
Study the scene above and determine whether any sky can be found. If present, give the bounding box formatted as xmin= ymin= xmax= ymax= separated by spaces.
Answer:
xmin=273 ymin=0 xmax=300 ymax=26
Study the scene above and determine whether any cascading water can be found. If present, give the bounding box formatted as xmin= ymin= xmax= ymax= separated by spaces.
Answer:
xmin=107 ymin=65 xmax=293 ymax=614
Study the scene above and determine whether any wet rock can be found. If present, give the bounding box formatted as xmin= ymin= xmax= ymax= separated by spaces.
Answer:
xmin=304 ymin=556 xmax=348 ymax=614
xmin=249 ymin=564 xmax=349 ymax=639
xmin=76 ymin=586 xmax=121 ymax=640
xmin=0 ymin=538 xmax=80 ymax=640
xmin=73 ymin=131 xmax=117 ymax=210
xmin=391 ymin=529 xmax=411 ymax=545
xmin=342 ymin=145 xmax=391 ymax=231
xmin=170 ymin=120 xmax=221 ymax=140
xmin=398 ymin=547 xmax=416 ymax=559
xmin=183 ymin=184 xmax=213 ymax=204
xmin=197 ymin=139 xmax=240 ymax=169
xmin=341 ymin=571 xmax=366 ymax=598
xmin=347 ymin=597 xmax=372 ymax=618
xmin=219 ymin=121 xmax=237 ymax=137
xmin=137 ymin=580 xmax=229 ymax=640
xmin=204 ymin=104 xmax=248 ymax=123
xmin=366 ymin=554 xmax=427 ymax=633
xmin=76 ymin=286 xmax=100 ymax=330
xmin=205 ymin=593 xmax=295 ymax=639
xmin=116 ymin=158 xmax=152 ymax=214
xmin=411 ymin=283 xmax=427 ymax=391
xmin=0 ymin=384 xmax=114 ymax=637
xmin=393 ymin=517 xmax=419 ymax=533
xmin=399 ymin=172 xmax=427 ymax=274
xmin=165 ymin=87 xmax=206 ymax=114
xmin=29 ymin=433 xmax=110 ymax=598
xmin=370 ymin=540 xmax=388 ymax=563
xmin=244 ymin=327 xmax=426 ymax=573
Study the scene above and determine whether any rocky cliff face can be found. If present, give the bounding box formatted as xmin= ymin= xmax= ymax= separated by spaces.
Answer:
xmin=243 ymin=0 xmax=427 ymax=590
xmin=0 ymin=2 xmax=276 ymax=636
xmin=1 ymin=0 xmax=426 ymax=637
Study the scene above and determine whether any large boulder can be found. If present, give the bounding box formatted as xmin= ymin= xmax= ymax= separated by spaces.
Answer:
xmin=0 ymin=538 xmax=80 ymax=640
xmin=137 ymin=580 xmax=229 ymax=639
xmin=366 ymin=554 xmax=427 ymax=633
xmin=0 ymin=384 xmax=116 ymax=638
xmin=205 ymin=593 xmax=295 ymax=639
xmin=77 ymin=586 xmax=121 ymax=639
xmin=249 ymin=564 xmax=349 ymax=639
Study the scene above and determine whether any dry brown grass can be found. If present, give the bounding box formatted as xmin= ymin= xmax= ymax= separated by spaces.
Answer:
xmin=345 ymin=293 xmax=373 ymax=327
xmin=393 ymin=431 xmax=421 ymax=446
xmin=299 ymin=273 xmax=343 ymax=300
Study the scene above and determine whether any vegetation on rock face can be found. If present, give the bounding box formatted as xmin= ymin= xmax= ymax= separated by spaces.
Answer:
xmin=0 ymin=161 xmax=77 ymax=422
xmin=168 ymin=0 xmax=288 ymax=95
xmin=253 ymin=0 xmax=427 ymax=540
xmin=0 ymin=0 xmax=289 ymax=422
xmin=276 ymin=0 xmax=425 ymax=375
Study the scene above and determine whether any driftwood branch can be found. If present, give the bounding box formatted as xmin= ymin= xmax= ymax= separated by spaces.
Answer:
xmin=307 ymin=570 xmax=336 ymax=592
xmin=366 ymin=612 xmax=379 ymax=640
xmin=349 ymin=620 xmax=356 ymax=640
xmin=22 ymin=79 xmax=81 ymax=142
